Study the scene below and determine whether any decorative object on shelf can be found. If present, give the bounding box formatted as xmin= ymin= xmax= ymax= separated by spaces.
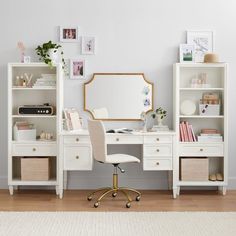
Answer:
xmin=60 ymin=26 xmax=79 ymax=42
xmin=14 ymin=73 xmax=33 ymax=87
xmin=69 ymin=58 xmax=85 ymax=79
xmin=151 ymin=107 xmax=167 ymax=126
xmin=17 ymin=41 xmax=25 ymax=63
xmin=180 ymin=100 xmax=196 ymax=115
xmin=198 ymin=128 xmax=222 ymax=142
xmin=204 ymin=53 xmax=219 ymax=63
xmin=187 ymin=30 xmax=214 ymax=62
xmin=140 ymin=111 xmax=147 ymax=132
xmin=35 ymin=41 xmax=65 ymax=69
xmin=39 ymin=131 xmax=54 ymax=141
xmin=23 ymin=56 xmax=31 ymax=63
xmin=63 ymin=108 xmax=82 ymax=131
xmin=199 ymin=92 xmax=220 ymax=116
xmin=33 ymin=73 xmax=56 ymax=89
xmin=189 ymin=73 xmax=210 ymax=88
xmin=82 ymin=36 xmax=96 ymax=55
xmin=13 ymin=121 xmax=36 ymax=141
xmin=179 ymin=44 xmax=194 ymax=62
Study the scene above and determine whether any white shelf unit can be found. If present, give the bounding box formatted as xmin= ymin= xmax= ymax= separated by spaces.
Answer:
xmin=8 ymin=63 xmax=63 ymax=197
xmin=173 ymin=63 xmax=228 ymax=198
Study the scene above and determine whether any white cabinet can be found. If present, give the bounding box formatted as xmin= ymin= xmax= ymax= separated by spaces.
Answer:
xmin=173 ymin=63 xmax=228 ymax=198
xmin=8 ymin=63 xmax=63 ymax=197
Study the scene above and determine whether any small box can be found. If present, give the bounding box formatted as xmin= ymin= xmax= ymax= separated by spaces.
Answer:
xmin=199 ymin=104 xmax=220 ymax=116
xmin=13 ymin=123 xmax=36 ymax=141
xmin=21 ymin=157 xmax=50 ymax=181
xmin=180 ymin=157 xmax=209 ymax=181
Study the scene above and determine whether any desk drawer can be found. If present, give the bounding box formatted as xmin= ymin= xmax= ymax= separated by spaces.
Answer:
xmin=144 ymin=144 xmax=172 ymax=156
xmin=179 ymin=143 xmax=224 ymax=156
xmin=144 ymin=135 xmax=172 ymax=144
xmin=106 ymin=135 xmax=143 ymax=144
xmin=12 ymin=144 xmax=57 ymax=156
xmin=64 ymin=136 xmax=90 ymax=144
xmin=64 ymin=146 xmax=92 ymax=170
xmin=143 ymin=158 xmax=172 ymax=170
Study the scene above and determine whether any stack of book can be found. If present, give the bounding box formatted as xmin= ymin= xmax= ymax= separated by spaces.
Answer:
xmin=197 ymin=129 xmax=223 ymax=142
xmin=33 ymin=74 xmax=56 ymax=89
xmin=179 ymin=121 xmax=196 ymax=142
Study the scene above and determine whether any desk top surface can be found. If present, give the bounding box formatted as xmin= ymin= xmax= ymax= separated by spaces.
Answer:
xmin=61 ymin=130 xmax=176 ymax=136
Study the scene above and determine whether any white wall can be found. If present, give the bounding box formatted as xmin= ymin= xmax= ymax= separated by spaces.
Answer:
xmin=0 ymin=0 xmax=236 ymax=189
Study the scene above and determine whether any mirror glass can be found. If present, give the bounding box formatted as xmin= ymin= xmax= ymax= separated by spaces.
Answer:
xmin=84 ymin=73 xmax=153 ymax=120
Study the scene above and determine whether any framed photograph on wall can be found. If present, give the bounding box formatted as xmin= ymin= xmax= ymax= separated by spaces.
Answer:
xmin=82 ymin=36 xmax=96 ymax=55
xmin=187 ymin=30 xmax=214 ymax=62
xmin=60 ymin=26 xmax=79 ymax=42
xmin=179 ymin=44 xmax=195 ymax=63
xmin=70 ymin=58 xmax=85 ymax=79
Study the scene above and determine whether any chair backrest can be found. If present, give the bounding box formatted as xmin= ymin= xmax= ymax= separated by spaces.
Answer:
xmin=87 ymin=120 xmax=107 ymax=163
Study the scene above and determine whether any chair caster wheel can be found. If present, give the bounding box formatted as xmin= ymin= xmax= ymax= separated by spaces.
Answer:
xmin=87 ymin=196 xmax=92 ymax=201
xmin=126 ymin=202 xmax=131 ymax=208
xmin=112 ymin=192 xmax=117 ymax=197
xmin=94 ymin=202 xmax=100 ymax=208
xmin=136 ymin=195 xmax=141 ymax=201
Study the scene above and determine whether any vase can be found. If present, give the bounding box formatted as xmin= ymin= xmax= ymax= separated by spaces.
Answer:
xmin=157 ymin=115 xmax=163 ymax=126
xmin=48 ymin=49 xmax=58 ymax=64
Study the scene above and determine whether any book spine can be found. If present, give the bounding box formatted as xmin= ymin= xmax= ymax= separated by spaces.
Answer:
xmin=189 ymin=125 xmax=196 ymax=142
xmin=186 ymin=122 xmax=193 ymax=142
xmin=179 ymin=124 xmax=184 ymax=142
xmin=181 ymin=122 xmax=188 ymax=142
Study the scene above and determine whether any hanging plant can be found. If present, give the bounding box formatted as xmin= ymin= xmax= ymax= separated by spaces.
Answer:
xmin=35 ymin=41 xmax=65 ymax=69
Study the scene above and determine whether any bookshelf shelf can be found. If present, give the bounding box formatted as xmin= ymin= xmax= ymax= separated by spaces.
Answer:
xmin=8 ymin=63 xmax=63 ymax=198
xmin=173 ymin=63 xmax=228 ymax=198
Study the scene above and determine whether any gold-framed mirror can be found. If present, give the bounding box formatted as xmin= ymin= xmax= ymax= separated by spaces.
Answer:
xmin=84 ymin=73 xmax=153 ymax=121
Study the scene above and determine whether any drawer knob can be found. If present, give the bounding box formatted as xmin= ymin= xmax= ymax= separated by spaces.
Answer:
xmin=76 ymin=138 xmax=79 ymax=142
xmin=116 ymin=138 xmax=119 ymax=141
xmin=156 ymin=162 xmax=160 ymax=165
xmin=156 ymin=149 xmax=160 ymax=152
xmin=156 ymin=138 xmax=160 ymax=141
xmin=32 ymin=148 xmax=36 ymax=152
xmin=200 ymin=148 xmax=203 ymax=152
xmin=76 ymin=156 xmax=79 ymax=159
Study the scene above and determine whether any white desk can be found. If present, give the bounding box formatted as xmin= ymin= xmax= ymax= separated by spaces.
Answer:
xmin=59 ymin=130 xmax=176 ymax=199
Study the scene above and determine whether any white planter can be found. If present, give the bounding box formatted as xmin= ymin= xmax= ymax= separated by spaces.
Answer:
xmin=157 ymin=115 xmax=164 ymax=126
xmin=48 ymin=49 xmax=58 ymax=64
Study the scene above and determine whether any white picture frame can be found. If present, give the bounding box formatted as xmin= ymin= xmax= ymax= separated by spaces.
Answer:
xmin=70 ymin=58 xmax=85 ymax=79
xmin=60 ymin=26 xmax=79 ymax=42
xmin=187 ymin=30 xmax=215 ymax=62
xmin=82 ymin=36 xmax=96 ymax=55
xmin=179 ymin=44 xmax=195 ymax=63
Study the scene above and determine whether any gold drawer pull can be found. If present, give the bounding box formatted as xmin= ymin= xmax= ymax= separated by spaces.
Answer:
xmin=156 ymin=138 xmax=160 ymax=141
xmin=116 ymin=138 xmax=119 ymax=141
xmin=76 ymin=138 xmax=79 ymax=142
xmin=32 ymin=148 xmax=36 ymax=152
xmin=156 ymin=162 xmax=160 ymax=165
xmin=156 ymin=149 xmax=160 ymax=152
xmin=200 ymin=148 xmax=203 ymax=152
xmin=76 ymin=156 xmax=79 ymax=159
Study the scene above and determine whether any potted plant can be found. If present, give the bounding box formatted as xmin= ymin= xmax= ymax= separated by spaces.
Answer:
xmin=35 ymin=41 xmax=65 ymax=69
xmin=151 ymin=107 xmax=167 ymax=126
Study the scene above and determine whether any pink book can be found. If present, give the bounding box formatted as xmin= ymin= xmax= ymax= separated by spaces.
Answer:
xmin=189 ymin=125 xmax=196 ymax=142
xmin=186 ymin=122 xmax=193 ymax=142
xmin=181 ymin=122 xmax=188 ymax=142
xmin=179 ymin=124 xmax=184 ymax=142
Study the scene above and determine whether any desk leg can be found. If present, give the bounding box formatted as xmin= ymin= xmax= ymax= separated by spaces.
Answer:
xmin=63 ymin=171 xmax=68 ymax=190
xmin=173 ymin=188 xmax=177 ymax=199
xmin=167 ymin=171 xmax=173 ymax=190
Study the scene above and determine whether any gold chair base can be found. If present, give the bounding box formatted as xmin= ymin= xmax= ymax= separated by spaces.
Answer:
xmin=87 ymin=187 xmax=141 ymax=208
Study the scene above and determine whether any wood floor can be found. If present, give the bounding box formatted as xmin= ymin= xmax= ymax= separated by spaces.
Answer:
xmin=0 ymin=190 xmax=236 ymax=211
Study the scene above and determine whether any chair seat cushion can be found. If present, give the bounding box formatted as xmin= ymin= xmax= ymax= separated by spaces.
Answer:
xmin=106 ymin=154 xmax=140 ymax=164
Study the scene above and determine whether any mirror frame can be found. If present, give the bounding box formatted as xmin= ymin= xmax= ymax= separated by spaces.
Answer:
xmin=84 ymin=73 xmax=154 ymax=121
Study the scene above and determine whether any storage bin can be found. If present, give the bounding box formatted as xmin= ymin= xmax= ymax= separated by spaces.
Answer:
xmin=180 ymin=157 xmax=209 ymax=181
xmin=14 ymin=126 xmax=36 ymax=141
xmin=199 ymin=104 xmax=220 ymax=116
xmin=21 ymin=157 xmax=50 ymax=181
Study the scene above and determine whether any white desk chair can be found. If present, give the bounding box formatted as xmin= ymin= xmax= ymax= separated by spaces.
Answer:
xmin=87 ymin=120 xmax=141 ymax=208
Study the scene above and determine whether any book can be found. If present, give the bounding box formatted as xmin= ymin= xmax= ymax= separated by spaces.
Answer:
xmin=181 ymin=122 xmax=188 ymax=142
xmin=179 ymin=124 xmax=184 ymax=142
xmin=197 ymin=136 xmax=223 ymax=142
xmin=189 ymin=125 xmax=196 ymax=142
xmin=186 ymin=122 xmax=193 ymax=142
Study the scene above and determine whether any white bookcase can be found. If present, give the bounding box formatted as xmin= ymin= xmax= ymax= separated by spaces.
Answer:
xmin=173 ymin=63 xmax=228 ymax=198
xmin=8 ymin=63 xmax=63 ymax=197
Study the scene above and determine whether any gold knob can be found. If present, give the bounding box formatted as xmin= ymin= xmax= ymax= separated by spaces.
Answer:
xmin=32 ymin=148 xmax=36 ymax=151
xmin=156 ymin=149 xmax=160 ymax=152
xmin=76 ymin=138 xmax=79 ymax=142
xmin=76 ymin=156 xmax=79 ymax=159
xmin=200 ymin=148 xmax=203 ymax=152
xmin=156 ymin=162 xmax=160 ymax=165
xmin=116 ymin=138 xmax=119 ymax=141
xmin=156 ymin=138 xmax=160 ymax=141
